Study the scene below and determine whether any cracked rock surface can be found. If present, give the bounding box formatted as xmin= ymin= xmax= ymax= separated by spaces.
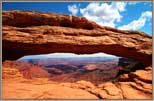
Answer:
xmin=2 ymin=10 xmax=152 ymax=66
xmin=2 ymin=61 xmax=152 ymax=99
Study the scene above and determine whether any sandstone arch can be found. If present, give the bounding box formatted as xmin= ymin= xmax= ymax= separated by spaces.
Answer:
xmin=2 ymin=10 xmax=152 ymax=66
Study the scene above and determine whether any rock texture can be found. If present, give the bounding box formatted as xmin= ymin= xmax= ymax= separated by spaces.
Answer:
xmin=2 ymin=60 xmax=152 ymax=99
xmin=2 ymin=70 xmax=98 ymax=99
xmin=2 ymin=10 xmax=152 ymax=99
xmin=2 ymin=10 xmax=152 ymax=66
xmin=117 ymin=66 xmax=152 ymax=99
xmin=61 ymin=66 xmax=152 ymax=99
xmin=3 ymin=60 xmax=51 ymax=79
xmin=2 ymin=61 xmax=99 ymax=99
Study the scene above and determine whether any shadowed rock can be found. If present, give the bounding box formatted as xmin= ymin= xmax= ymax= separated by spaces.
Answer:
xmin=2 ymin=10 xmax=152 ymax=66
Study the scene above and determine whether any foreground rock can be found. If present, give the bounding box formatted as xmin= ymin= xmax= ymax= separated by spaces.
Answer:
xmin=117 ymin=66 xmax=152 ymax=99
xmin=2 ymin=60 xmax=152 ymax=99
xmin=2 ymin=79 xmax=98 ymax=99
xmin=60 ymin=68 xmax=152 ymax=99
xmin=2 ymin=62 xmax=98 ymax=99
xmin=2 ymin=10 xmax=152 ymax=66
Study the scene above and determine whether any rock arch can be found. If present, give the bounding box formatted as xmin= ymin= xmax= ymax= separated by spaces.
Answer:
xmin=2 ymin=10 xmax=152 ymax=66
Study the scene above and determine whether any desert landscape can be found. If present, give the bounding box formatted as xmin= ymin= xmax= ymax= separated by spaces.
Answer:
xmin=2 ymin=10 xmax=152 ymax=99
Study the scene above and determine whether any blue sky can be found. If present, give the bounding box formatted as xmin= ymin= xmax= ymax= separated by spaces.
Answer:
xmin=2 ymin=2 xmax=152 ymax=35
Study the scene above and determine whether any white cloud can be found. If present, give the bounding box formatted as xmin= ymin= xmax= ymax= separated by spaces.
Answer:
xmin=80 ymin=2 xmax=127 ymax=27
xmin=111 ymin=2 xmax=127 ymax=12
xmin=118 ymin=11 xmax=152 ymax=30
xmin=68 ymin=4 xmax=78 ymax=15
xmin=19 ymin=53 xmax=119 ymax=60
xmin=47 ymin=53 xmax=118 ymax=58
xmin=141 ymin=11 xmax=152 ymax=19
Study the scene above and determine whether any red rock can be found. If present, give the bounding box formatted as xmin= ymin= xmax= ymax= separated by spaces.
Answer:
xmin=3 ymin=60 xmax=51 ymax=79
xmin=2 ymin=10 xmax=152 ymax=66
xmin=118 ymin=82 xmax=152 ymax=99
xmin=2 ymin=10 xmax=152 ymax=100
xmin=2 ymin=77 xmax=99 ymax=99
xmin=128 ymin=69 xmax=152 ymax=83
xmin=2 ymin=61 xmax=152 ymax=99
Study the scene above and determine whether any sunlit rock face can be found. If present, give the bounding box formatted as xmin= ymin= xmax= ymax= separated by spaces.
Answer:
xmin=2 ymin=10 xmax=152 ymax=66
xmin=2 ymin=60 xmax=152 ymax=99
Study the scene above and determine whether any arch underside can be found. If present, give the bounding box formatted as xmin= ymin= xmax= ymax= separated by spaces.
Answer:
xmin=2 ymin=10 xmax=152 ymax=66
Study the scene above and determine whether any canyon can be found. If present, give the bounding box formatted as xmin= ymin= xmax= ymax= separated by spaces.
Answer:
xmin=2 ymin=10 xmax=152 ymax=99
xmin=19 ymin=56 xmax=120 ymax=84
